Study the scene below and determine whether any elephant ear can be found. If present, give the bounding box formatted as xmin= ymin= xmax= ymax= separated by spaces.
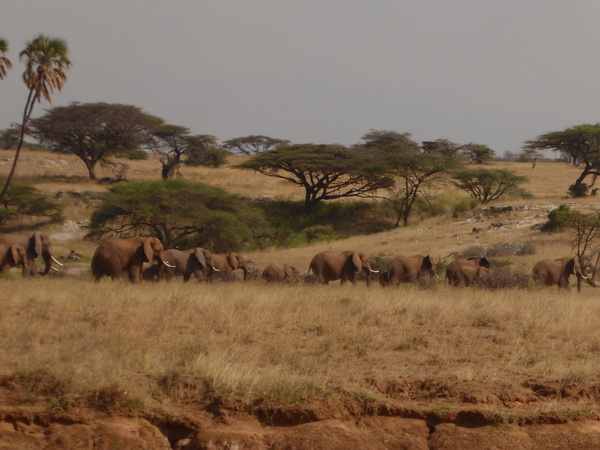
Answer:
xmin=284 ymin=265 xmax=295 ymax=278
xmin=565 ymin=258 xmax=576 ymax=276
xmin=34 ymin=232 xmax=43 ymax=257
xmin=351 ymin=252 xmax=363 ymax=271
xmin=479 ymin=257 xmax=491 ymax=268
xmin=10 ymin=245 xmax=20 ymax=264
xmin=227 ymin=253 xmax=239 ymax=270
xmin=143 ymin=238 xmax=156 ymax=262
xmin=194 ymin=248 xmax=207 ymax=268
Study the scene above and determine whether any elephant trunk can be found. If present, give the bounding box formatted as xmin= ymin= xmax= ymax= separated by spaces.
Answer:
xmin=577 ymin=273 xmax=582 ymax=292
xmin=40 ymin=251 xmax=53 ymax=275
xmin=242 ymin=267 xmax=249 ymax=281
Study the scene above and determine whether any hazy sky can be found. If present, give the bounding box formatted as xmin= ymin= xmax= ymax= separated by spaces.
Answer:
xmin=2 ymin=1 xmax=600 ymax=155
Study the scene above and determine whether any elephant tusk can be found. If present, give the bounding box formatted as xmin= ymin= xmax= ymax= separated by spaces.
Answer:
xmin=369 ymin=268 xmax=379 ymax=273
xmin=50 ymin=266 xmax=61 ymax=272
xmin=435 ymin=274 xmax=442 ymax=281
xmin=162 ymin=260 xmax=176 ymax=268
xmin=51 ymin=256 xmax=64 ymax=266
xmin=211 ymin=266 xmax=220 ymax=272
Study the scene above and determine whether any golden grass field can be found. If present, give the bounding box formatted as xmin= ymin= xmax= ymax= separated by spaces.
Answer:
xmin=1 ymin=147 xmax=599 ymax=415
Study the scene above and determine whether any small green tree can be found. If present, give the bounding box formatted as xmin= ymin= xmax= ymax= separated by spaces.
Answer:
xmin=184 ymin=144 xmax=228 ymax=168
xmin=88 ymin=179 xmax=267 ymax=251
xmin=0 ymin=184 xmax=63 ymax=227
xmin=223 ymin=135 xmax=290 ymax=155
xmin=462 ymin=143 xmax=496 ymax=164
xmin=452 ymin=168 xmax=528 ymax=203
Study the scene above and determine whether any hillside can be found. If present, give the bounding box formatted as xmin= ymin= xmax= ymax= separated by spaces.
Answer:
xmin=2 ymin=148 xmax=600 ymax=448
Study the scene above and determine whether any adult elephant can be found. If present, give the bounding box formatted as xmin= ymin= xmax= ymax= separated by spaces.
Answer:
xmin=157 ymin=247 xmax=219 ymax=282
xmin=446 ymin=257 xmax=491 ymax=287
xmin=91 ymin=236 xmax=172 ymax=283
xmin=0 ymin=232 xmax=62 ymax=277
xmin=262 ymin=263 xmax=299 ymax=283
xmin=532 ymin=257 xmax=587 ymax=292
xmin=386 ymin=254 xmax=438 ymax=284
xmin=451 ymin=264 xmax=493 ymax=287
xmin=0 ymin=243 xmax=28 ymax=275
xmin=309 ymin=251 xmax=378 ymax=286
xmin=210 ymin=253 xmax=249 ymax=281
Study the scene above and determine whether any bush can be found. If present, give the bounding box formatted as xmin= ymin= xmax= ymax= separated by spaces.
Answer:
xmin=541 ymin=204 xmax=573 ymax=232
xmin=474 ymin=265 xmax=532 ymax=290
xmin=0 ymin=183 xmax=64 ymax=227
xmin=120 ymin=149 xmax=148 ymax=160
xmin=184 ymin=147 xmax=228 ymax=168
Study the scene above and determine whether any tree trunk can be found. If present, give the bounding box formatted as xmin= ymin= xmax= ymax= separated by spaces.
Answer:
xmin=84 ymin=160 xmax=97 ymax=181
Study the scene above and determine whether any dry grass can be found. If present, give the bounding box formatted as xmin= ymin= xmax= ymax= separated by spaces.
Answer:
xmin=1 ymin=278 xmax=599 ymax=408
xmin=2 ymin=148 xmax=600 ymax=410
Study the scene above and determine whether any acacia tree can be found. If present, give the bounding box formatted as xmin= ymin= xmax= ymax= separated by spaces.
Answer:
xmin=0 ymin=37 xmax=11 ymax=79
xmin=0 ymin=183 xmax=63 ymax=227
xmin=236 ymin=144 xmax=393 ymax=214
xmin=383 ymin=148 xmax=457 ymax=227
xmin=147 ymin=121 xmax=219 ymax=179
xmin=223 ymin=135 xmax=290 ymax=155
xmin=0 ymin=34 xmax=71 ymax=202
xmin=88 ymin=179 xmax=267 ymax=251
xmin=452 ymin=168 xmax=528 ymax=203
xmin=525 ymin=124 xmax=600 ymax=197
xmin=30 ymin=102 xmax=154 ymax=180
xmin=359 ymin=130 xmax=459 ymax=227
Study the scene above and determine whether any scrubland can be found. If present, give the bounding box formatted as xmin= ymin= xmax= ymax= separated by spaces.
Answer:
xmin=1 ymin=149 xmax=600 ymax=438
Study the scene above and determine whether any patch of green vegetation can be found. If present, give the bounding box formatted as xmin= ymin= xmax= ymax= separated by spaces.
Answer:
xmin=257 ymin=200 xmax=394 ymax=248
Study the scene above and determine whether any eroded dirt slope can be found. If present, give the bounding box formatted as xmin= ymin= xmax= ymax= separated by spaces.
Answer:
xmin=2 ymin=379 xmax=600 ymax=449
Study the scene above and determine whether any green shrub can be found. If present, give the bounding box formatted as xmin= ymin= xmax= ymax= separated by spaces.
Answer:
xmin=541 ymin=204 xmax=572 ymax=232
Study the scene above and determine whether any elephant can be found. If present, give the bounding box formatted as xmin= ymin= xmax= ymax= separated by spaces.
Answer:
xmin=209 ymin=252 xmax=249 ymax=281
xmin=308 ymin=251 xmax=378 ymax=286
xmin=450 ymin=264 xmax=493 ymax=287
xmin=91 ymin=236 xmax=172 ymax=283
xmin=262 ymin=263 xmax=299 ymax=283
xmin=0 ymin=232 xmax=62 ymax=276
xmin=446 ymin=257 xmax=491 ymax=287
xmin=385 ymin=254 xmax=438 ymax=284
xmin=157 ymin=247 xmax=219 ymax=282
xmin=532 ymin=257 xmax=587 ymax=292
xmin=0 ymin=243 xmax=28 ymax=275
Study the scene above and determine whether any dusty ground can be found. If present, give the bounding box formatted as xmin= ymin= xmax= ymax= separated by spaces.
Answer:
xmin=2 ymin=378 xmax=600 ymax=449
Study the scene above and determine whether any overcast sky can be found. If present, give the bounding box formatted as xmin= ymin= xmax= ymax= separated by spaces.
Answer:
xmin=2 ymin=1 xmax=600 ymax=155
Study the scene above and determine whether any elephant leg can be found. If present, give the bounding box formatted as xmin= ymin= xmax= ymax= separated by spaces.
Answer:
xmin=183 ymin=273 xmax=191 ymax=282
xmin=193 ymin=270 xmax=204 ymax=282
xmin=128 ymin=266 xmax=142 ymax=283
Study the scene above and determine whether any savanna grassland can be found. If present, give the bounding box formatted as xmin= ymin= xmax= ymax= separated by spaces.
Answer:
xmin=2 ymin=149 xmax=600 ymax=448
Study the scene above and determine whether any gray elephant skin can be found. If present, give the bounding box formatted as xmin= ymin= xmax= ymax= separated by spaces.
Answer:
xmin=91 ymin=237 xmax=169 ymax=283
xmin=446 ymin=257 xmax=491 ymax=287
xmin=0 ymin=243 xmax=28 ymax=275
xmin=0 ymin=232 xmax=61 ymax=276
xmin=309 ymin=251 xmax=378 ymax=286
xmin=385 ymin=254 xmax=436 ymax=285
xmin=262 ymin=263 xmax=299 ymax=282
xmin=156 ymin=247 xmax=216 ymax=282
xmin=210 ymin=252 xmax=249 ymax=281
xmin=532 ymin=257 xmax=585 ymax=292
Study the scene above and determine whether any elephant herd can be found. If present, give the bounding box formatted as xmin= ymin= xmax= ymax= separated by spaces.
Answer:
xmin=0 ymin=233 xmax=590 ymax=291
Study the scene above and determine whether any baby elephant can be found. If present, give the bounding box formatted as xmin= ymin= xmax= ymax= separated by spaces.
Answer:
xmin=0 ymin=243 xmax=28 ymax=276
xmin=262 ymin=263 xmax=299 ymax=283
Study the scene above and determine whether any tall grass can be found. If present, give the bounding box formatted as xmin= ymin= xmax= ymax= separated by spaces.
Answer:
xmin=2 ymin=278 xmax=599 ymax=409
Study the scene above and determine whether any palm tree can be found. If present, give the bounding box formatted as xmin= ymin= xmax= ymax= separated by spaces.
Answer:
xmin=0 ymin=34 xmax=71 ymax=202
xmin=0 ymin=37 xmax=11 ymax=80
